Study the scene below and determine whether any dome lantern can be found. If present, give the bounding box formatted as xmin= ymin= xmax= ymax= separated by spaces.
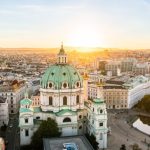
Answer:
xmin=57 ymin=42 xmax=67 ymax=64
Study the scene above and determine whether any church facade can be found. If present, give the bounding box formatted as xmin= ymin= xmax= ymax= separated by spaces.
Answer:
xmin=19 ymin=44 xmax=108 ymax=149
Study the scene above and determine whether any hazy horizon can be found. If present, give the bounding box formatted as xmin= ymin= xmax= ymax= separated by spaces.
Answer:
xmin=0 ymin=0 xmax=150 ymax=50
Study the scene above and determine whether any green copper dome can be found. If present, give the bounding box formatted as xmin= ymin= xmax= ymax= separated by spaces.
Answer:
xmin=40 ymin=64 xmax=83 ymax=89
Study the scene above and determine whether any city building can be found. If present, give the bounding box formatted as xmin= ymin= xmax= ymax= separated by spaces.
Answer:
xmin=133 ymin=62 xmax=150 ymax=75
xmin=88 ymin=74 xmax=150 ymax=109
xmin=0 ymin=97 xmax=9 ymax=127
xmin=121 ymin=58 xmax=137 ymax=72
xmin=0 ymin=80 xmax=26 ymax=114
xmin=105 ymin=60 xmax=121 ymax=76
xmin=19 ymin=44 xmax=108 ymax=149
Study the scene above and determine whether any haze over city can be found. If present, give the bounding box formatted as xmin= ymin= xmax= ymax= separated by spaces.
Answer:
xmin=0 ymin=0 xmax=150 ymax=49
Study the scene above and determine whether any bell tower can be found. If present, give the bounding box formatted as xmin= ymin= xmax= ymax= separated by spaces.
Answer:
xmin=57 ymin=42 xmax=67 ymax=64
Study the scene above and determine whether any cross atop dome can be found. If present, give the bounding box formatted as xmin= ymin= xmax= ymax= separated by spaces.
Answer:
xmin=57 ymin=42 xmax=68 ymax=64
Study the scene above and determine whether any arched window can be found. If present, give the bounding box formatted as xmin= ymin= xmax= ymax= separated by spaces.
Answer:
xmin=63 ymin=96 xmax=67 ymax=105
xmin=36 ymin=116 xmax=40 ymax=120
xmin=76 ymin=95 xmax=80 ymax=104
xmin=63 ymin=117 xmax=71 ymax=122
xmin=76 ymin=82 xmax=80 ymax=87
xmin=49 ymin=83 xmax=53 ymax=88
xmin=100 ymin=79 xmax=102 ymax=83
xmin=79 ymin=126 xmax=82 ymax=129
xmin=49 ymin=96 xmax=53 ymax=105
xmin=63 ymin=83 xmax=67 ymax=88
xmin=100 ymin=109 xmax=103 ymax=113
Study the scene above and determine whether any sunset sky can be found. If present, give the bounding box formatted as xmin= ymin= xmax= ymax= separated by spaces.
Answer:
xmin=0 ymin=0 xmax=150 ymax=49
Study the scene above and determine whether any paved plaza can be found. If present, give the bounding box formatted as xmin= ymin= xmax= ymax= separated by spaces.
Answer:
xmin=107 ymin=110 xmax=150 ymax=150
xmin=43 ymin=136 xmax=94 ymax=150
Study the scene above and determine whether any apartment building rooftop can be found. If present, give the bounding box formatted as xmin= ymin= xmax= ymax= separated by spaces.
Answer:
xmin=0 ymin=80 xmax=25 ymax=92
xmin=123 ymin=75 xmax=149 ymax=88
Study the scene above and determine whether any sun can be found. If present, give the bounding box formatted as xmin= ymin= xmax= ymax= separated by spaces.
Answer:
xmin=66 ymin=23 xmax=103 ymax=51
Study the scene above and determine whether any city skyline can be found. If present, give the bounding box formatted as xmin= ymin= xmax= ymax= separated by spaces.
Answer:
xmin=0 ymin=0 xmax=150 ymax=49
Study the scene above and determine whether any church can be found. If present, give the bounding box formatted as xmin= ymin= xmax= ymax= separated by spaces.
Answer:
xmin=19 ymin=44 xmax=108 ymax=149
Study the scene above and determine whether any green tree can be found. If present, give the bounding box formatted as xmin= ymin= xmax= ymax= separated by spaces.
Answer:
xmin=85 ymin=133 xmax=99 ymax=150
xmin=0 ymin=123 xmax=7 ymax=132
xmin=136 ymin=95 xmax=150 ymax=113
xmin=120 ymin=144 xmax=126 ymax=150
xmin=31 ymin=118 xmax=61 ymax=150
xmin=132 ymin=144 xmax=142 ymax=150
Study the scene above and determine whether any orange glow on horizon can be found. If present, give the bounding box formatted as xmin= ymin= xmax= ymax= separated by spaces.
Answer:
xmin=65 ymin=20 xmax=105 ymax=52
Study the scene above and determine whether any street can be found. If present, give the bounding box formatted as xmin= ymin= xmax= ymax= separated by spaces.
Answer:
xmin=5 ymin=115 xmax=20 ymax=150
xmin=107 ymin=109 xmax=150 ymax=150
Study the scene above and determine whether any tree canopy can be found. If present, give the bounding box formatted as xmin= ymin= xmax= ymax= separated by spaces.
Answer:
xmin=31 ymin=118 xmax=61 ymax=150
xmin=136 ymin=95 xmax=150 ymax=113
xmin=85 ymin=133 xmax=99 ymax=150
xmin=120 ymin=144 xmax=126 ymax=150
xmin=132 ymin=143 xmax=142 ymax=150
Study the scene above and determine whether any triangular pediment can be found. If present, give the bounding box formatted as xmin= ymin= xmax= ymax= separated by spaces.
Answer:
xmin=56 ymin=109 xmax=77 ymax=116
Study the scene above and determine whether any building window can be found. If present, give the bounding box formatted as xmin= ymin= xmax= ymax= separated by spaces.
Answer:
xmin=76 ymin=95 xmax=80 ymax=104
xmin=99 ymin=122 xmax=103 ymax=127
xmin=100 ymin=109 xmax=103 ymax=113
xmin=89 ymin=115 xmax=91 ymax=119
xmin=63 ymin=96 xmax=67 ymax=105
xmin=92 ymin=120 xmax=94 ymax=124
xmin=25 ymin=129 xmax=29 ymax=136
xmin=93 ymin=108 xmax=94 ymax=112
xmin=76 ymin=82 xmax=80 ymax=87
xmin=63 ymin=83 xmax=67 ymax=88
xmin=49 ymin=83 xmax=53 ymax=88
xmin=11 ymin=110 xmax=14 ymax=113
xmin=36 ymin=116 xmax=40 ymax=120
xmin=79 ymin=115 xmax=82 ymax=119
xmin=63 ymin=117 xmax=71 ymax=122
xmin=100 ymin=133 xmax=103 ymax=140
xmin=49 ymin=96 xmax=53 ymax=105
xmin=25 ymin=118 xmax=28 ymax=123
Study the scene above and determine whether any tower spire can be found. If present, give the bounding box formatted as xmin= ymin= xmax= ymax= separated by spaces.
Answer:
xmin=59 ymin=41 xmax=65 ymax=54
xmin=61 ymin=41 xmax=63 ymax=49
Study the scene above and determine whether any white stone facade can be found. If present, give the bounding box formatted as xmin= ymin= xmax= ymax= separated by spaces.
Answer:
xmin=88 ymin=75 xmax=150 ymax=109
xmin=0 ymin=84 xmax=26 ymax=114
xmin=19 ymin=46 xmax=108 ymax=148
xmin=0 ymin=97 xmax=9 ymax=127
